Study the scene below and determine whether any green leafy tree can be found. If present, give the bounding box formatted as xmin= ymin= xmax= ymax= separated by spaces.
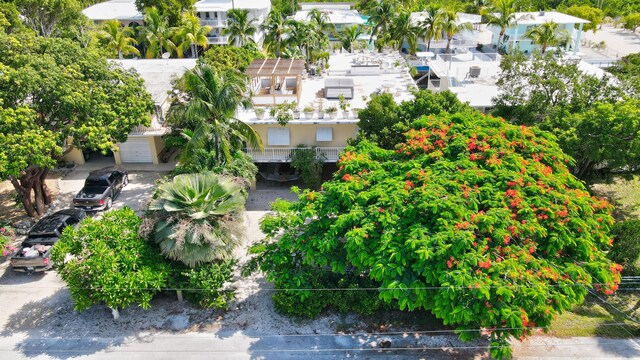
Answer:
xmin=135 ymin=0 xmax=195 ymax=27
xmin=249 ymin=112 xmax=622 ymax=359
xmin=0 ymin=33 xmax=154 ymax=216
xmin=389 ymin=10 xmax=420 ymax=54
xmin=358 ymin=90 xmax=474 ymax=149
xmin=139 ymin=7 xmax=176 ymax=58
xmin=622 ymin=13 xmax=640 ymax=32
xmin=171 ymin=64 xmax=262 ymax=163
xmin=418 ymin=3 xmax=443 ymax=52
xmin=100 ymin=19 xmax=140 ymax=59
xmin=14 ymin=0 xmax=83 ymax=37
xmin=563 ymin=5 xmax=604 ymax=33
xmin=524 ymin=21 xmax=570 ymax=53
xmin=483 ymin=0 xmax=524 ymax=51
xmin=51 ymin=208 xmax=169 ymax=319
xmin=289 ymin=145 xmax=326 ymax=190
xmin=223 ymin=9 xmax=257 ymax=47
xmin=608 ymin=52 xmax=640 ymax=95
xmin=174 ymin=12 xmax=211 ymax=58
xmin=261 ymin=10 xmax=288 ymax=57
xmin=0 ymin=2 xmax=27 ymax=34
xmin=143 ymin=172 xmax=246 ymax=267
xmin=441 ymin=9 xmax=473 ymax=53
xmin=609 ymin=220 xmax=640 ymax=276
xmin=198 ymin=44 xmax=264 ymax=73
xmin=337 ymin=25 xmax=363 ymax=53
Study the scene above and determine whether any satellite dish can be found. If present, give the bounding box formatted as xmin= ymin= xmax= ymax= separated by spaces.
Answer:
xmin=161 ymin=52 xmax=171 ymax=59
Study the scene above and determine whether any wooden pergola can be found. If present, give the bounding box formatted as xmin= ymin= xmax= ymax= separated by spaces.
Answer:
xmin=246 ymin=58 xmax=306 ymax=105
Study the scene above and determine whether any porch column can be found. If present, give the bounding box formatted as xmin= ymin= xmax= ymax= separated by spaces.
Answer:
xmin=574 ymin=23 xmax=584 ymax=55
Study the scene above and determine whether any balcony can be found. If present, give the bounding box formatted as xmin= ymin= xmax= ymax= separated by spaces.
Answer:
xmin=200 ymin=19 xmax=228 ymax=27
xmin=128 ymin=124 xmax=170 ymax=136
xmin=206 ymin=36 xmax=229 ymax=44
xmin=244 ymin=147 xmax=345 ymax=163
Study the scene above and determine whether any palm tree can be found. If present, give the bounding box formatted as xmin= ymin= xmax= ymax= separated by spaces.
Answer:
xmin=308 ymin=9 xmax=336 ymax=37
xmin=419 ymin=4 xmax=443 ymax=52
xmin=100 ymin=19 xmax=140 ymax=59
xmin=147 ymin=172 xmax=246 ymax=268
xmin=440 ymin=9 xmax=473 ymax=53
xmin=367 ymin=0 xmax=396 ymax=50
xmin=482 ymin=0 xmax=523 ymax=51
xmin=338 ymin=25 xmax=363 ymax=53
xmin=261 ymin=10 xmax=288 ymax=57
xmin=286 ymin=20 xmax=324 ymax=67
xmin=389 ymin=11 xmax=420 ymax=54
xmin=181 ymin=64 xmax=262 ymax=163
xmin=174 ymin=12 xmax=212 ymax=58
xmin=223 ymin=9 xmax=257 ymax=46
xmin=524 ymin=21 xmax=570 ymax=53
xmin=139 ymin=7 xmax=176 ymax=58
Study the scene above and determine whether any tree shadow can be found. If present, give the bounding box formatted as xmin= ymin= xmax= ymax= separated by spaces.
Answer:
xmin=0 ymin=263 xmax=48 ymax=285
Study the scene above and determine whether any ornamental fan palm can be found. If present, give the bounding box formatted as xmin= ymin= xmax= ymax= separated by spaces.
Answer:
xmin=175 ymin=13 xmax=212 ymax=58
xmin=139 ymin=7 xmax=176 ymax=58
xmin=261 ymin=10 xmax=288 ymax=57
xmin=148 ymin=172 xmax=246 ymax=267
xmin=223 ymin=9 xmax=257 ymax=47
xmin=525 ymin=21 xmax=570 ymax=54
xmin=440 ymin=9 xmax=473 ymax=54
xmin=389 ymin=11 xmax=420 ymax=54
xmin=338 ymin=25 xmax=363 ymax=53
xmin=101 ymin=19 xmax=140 ymax=59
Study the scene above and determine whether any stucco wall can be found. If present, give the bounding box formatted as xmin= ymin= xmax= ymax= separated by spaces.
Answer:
xmin=250 ymin=123 xmax=359 ymax=148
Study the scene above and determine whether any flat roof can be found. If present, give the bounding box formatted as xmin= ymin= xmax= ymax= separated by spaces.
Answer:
xmin=294 ymin=9 xmax=365 ymax=25
xmin=82 ymin=0 xmax=143 ymax=21
xmin=246 ymin=59 xmax=307 ymax=77
xmin=411 ymin=12 xmax=481 ymax=26
xmin=511 ymin=11 xmax=589 ymax=25
xmin=195 ymin=0 xmax=270 ymax=12
xmin=113 ymin=59 xmax=197 ymax=105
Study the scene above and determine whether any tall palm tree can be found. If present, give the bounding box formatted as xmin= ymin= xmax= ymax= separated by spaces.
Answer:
xmin=100 ymin=19 xmax=140 ymax=59
xmin=182 ymin=64 xmax=262 ymax=163
xmin=174 ymin=12 xmax=212 ymax=58
xmin=286 ymin=20 xmax=324 ymax=67
xmin=440 ymin=9 xmax=473 ymax=53
xmin=389 ymin=11 xmax=420 ymax=54
xmin=307 ymin=9 xmax=336 ymax=37
xmin=338 ymin=25 xmax=363 ymax=53
xmin=419 ymin=3 xmax=443 ymax=52
xmin=261 ymin=10 xmax=288 ymax=57
xmin=148 ymin=172 xmax=246 ymax=268
xmin=367 ymin=0 xmax=396 ymax=50
xmin=524 ymin=21 xmax=570 ymax=53
xmin=223 ymin=9 xmax=257 ymax=46
xmin=139 ymin=7 xmax=176 ymax=58
xmin=482 ymin=0 xmax=523 ymax=51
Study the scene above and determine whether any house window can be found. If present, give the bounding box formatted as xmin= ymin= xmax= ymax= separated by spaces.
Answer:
xmin=214 ymin=12 xmax=218 ymax=19
xmin=268 ymin=128 xmax=290 ymax=146
xmin=316 ymin=128 xmax=333 ymax=142
xmin=205 ymin=12 xmax=210 ymax=19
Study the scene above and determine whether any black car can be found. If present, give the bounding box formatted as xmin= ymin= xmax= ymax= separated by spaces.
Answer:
xmin=10 ymin=209 xmax=87 ymax=272
xmin=72 ymin=167 xmax=128 ymax=211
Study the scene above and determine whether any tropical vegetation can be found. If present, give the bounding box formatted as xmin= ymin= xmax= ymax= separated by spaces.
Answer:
xmin=223 ymin=9 xmax=257 ymax=47
xmin=524 ymin=21 xmax=570 ymax=53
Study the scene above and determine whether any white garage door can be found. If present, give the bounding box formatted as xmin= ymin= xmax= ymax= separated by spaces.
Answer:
xmin=118 ymin=138 xmax=152 ymax=163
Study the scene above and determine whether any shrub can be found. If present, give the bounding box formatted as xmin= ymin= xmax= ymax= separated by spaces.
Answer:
xmin=250 ymin=112 xmax=622 ymax=359
xmin=289 ymin=145 xmax=326 ymax=189
xmin=169 ymin=260 xmax=236 ymax=309
xmin=0 ymin=226 xmax=15 ymax=257
xmin=609 ymin=220 xmax=640 ymax=276
xmin=51 ymin=208 xmax=169 ymax=316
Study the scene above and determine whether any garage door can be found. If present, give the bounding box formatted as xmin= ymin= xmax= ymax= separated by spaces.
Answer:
xmin=118 ymin=138 xmax=152 ymax=163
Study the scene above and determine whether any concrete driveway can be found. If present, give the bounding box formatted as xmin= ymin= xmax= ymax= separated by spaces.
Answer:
xmin=56 ymin=167 xmax=166 ymax=214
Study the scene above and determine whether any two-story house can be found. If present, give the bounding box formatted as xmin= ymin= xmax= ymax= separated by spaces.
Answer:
xmin=194 ymin=0 xmax=270 ymax=45
xmin=489 ymin=11 xmax=589 ymax=54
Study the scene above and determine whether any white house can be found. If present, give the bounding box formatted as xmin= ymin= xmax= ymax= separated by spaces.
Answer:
xmin=82 ymin=0 xmax=144 ymax=26
xmin=194 ymin=0 xmax=271 ymax=45
xmin=488 ymin=10 xmax=589 ymax=54
xmin=410 ymin=12 xmax=481 ymax=52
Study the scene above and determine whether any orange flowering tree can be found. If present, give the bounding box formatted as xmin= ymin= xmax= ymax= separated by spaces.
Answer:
xmin=250 ymin=112 xmax=622 ymax=358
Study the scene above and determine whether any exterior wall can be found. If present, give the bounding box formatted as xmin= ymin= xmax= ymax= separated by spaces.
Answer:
xmin=491 ymin=23 xmax=582 ymax=54
xmin=198 ymin=6 xmax=270 ymax=45
xmin=63 ymin=147 xmax=86 ymax=166
xmin=114 ymin=135 xmax=164 ymax=165
xmin=250 ymin=123 xmax=358 ymax=148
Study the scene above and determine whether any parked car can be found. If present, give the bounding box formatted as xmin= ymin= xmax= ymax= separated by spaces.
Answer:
xmin=10 ymin=209 xmax=86 ymax=273
xmin=72 ymin=167 xmax=128 ymax=211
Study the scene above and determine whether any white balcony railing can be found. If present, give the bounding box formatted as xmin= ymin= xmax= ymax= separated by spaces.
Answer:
xmin=245 ymin=147 xmax=345 ymax=163
xmin=207 ymin=36 xmax=229 ymax=44
xmin=129 ymin=124 xmax=169 ymax=135
xmin=200 ymin=19 xmax=228 ymax=27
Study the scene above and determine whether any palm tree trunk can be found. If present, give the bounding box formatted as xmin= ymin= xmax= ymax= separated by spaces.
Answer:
xmin=191 ymin=43 xmax=197 ymax=58
xmin=427 ymin=37 xmax=432 ymax=51
xmin=214 ymin=133 xmax=220 ymax=163
xmin=118 ymin=50 xmax=123 ymax=59
xmin=446 ymin=38 xmax=452 ymax=53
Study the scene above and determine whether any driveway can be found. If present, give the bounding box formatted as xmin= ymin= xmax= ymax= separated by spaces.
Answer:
xmin=56 ymin=168 xmax=165 ymax=214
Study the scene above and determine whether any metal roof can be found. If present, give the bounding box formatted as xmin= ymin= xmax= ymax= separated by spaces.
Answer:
xmin=245 ymin=59 xmax=306 ymax=77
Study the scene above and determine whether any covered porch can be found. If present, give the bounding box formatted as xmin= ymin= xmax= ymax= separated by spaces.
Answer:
xmin=247 ymin=58 xmax=306 ymax=106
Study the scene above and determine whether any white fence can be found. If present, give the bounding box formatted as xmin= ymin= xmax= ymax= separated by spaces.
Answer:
xmin=206 ymin=36 xmax=229 ymax=44
xmin=245 ymin=147 xmax=345 ymax=163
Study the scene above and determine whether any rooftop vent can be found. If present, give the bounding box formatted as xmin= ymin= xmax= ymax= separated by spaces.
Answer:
xmin=539 ymin=10 xmax=545 ymax=16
